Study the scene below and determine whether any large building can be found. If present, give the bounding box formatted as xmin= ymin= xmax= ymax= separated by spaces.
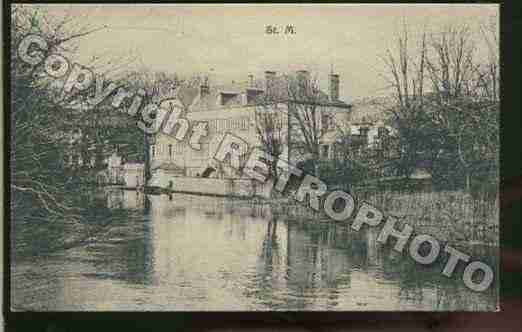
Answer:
xmin=147 ymin=70 xmax=352 ymax=196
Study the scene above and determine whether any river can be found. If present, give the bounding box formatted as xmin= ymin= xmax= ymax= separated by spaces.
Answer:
xmin=11 ymin=188 xmax=498 ymax=311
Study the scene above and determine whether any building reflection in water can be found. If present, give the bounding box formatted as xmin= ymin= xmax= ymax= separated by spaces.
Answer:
xmin=129 ymin=192 xmax=498 ymax=310
xmin=15 ymin=191 xmax=496 ymax=310
xmin=104 ymin=188 xmax=145 ymax=210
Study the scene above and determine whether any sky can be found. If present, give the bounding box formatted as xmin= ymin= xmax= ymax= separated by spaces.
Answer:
xmin=35 ymin=4 xmax=498 ymax=102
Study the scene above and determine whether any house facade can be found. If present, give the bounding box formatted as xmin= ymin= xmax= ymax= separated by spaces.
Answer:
xmin=147 ymin=70 xmax=352 ymax=196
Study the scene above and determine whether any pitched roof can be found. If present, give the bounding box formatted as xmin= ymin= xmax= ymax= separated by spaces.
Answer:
xmin=188 ymin=73 xmax=352 ymax=112
xmin=188 ymin=80 xmax=262 ymax=112
xmin=252 ymin=74 xmax=351 ymax=108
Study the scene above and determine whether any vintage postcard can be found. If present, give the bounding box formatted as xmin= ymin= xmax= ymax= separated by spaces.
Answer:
xmin=8 ymin=3 xmax=499 ymax=311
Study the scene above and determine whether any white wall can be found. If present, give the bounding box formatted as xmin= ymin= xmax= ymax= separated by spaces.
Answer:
xmin=123 ymin=165 xmax=144 ymax=188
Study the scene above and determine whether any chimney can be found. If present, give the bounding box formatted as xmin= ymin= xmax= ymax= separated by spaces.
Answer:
xmin=294 ymin=70 xmax=310 ymax=98
xmin=296 ymin=70 xmax=310 ymax=87
xmin=248 ymin=74 xmax=254 ymax=87
xmin=329 ymin=73 xmax=339 ymax=101
xmin=264 ymin=71 xmax=276 ymax=96
xmin=200 ymin=77 xmax=210 ymax=97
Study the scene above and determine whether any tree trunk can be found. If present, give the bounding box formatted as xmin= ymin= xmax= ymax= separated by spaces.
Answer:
xmin=314 ymin=159 xmax=320 ymax=178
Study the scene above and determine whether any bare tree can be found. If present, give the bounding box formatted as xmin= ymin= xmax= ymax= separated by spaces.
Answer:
xmin=381 ymin=24 xmax=436 ymax=177
xmin=253 ymin=72 xmax=326 ymax=177
xmin=10 ymin=5 xmax=114 ymax=221
xmin=425 ymin=25 xmax=479 ymax=101
xmin=255 ymin=99 xmax=286 ymax=180
xmin=382 ymin=24 xmax=428 ymax=110
xmin=478 ymin=15 xmax=499 ymax=102
xmin=381 ymin=20 xmax=499 ymax=191
xmin=285 ymin=73 xmax=325 ymax=177
xmin=426 ymin=23 xmax=498 ymax=191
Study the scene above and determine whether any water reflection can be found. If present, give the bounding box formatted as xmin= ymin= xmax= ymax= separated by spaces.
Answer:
xmin=104 ymin=188 xmax=145 ymax=210
xmin=11 ymin=190 xmax=498 ymax=311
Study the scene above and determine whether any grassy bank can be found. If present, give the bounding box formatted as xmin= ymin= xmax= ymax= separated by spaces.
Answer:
xmin=266 ymin=188 xmax=499 ymax=245
xmin=359 ymin=189 xmax=499 ymax=245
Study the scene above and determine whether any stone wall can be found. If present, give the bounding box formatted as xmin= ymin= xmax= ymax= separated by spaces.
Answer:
xmin=164 ymin=177 xmax=272 ymax=198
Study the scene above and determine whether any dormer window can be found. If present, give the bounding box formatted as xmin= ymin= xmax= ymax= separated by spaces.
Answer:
xmin=219 ymin=92 xmax=239 ymax=106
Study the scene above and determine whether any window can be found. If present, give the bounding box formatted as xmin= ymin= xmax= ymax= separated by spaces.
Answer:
xmin=378 ymin=127 xmax=388 ymax=138
xmin=322 ymin=145 xmax=329 ymax=158
xmin=168 ymin=144 xmax=172 ymax=157
xmin=242 ymin=117 xmax=249 ymax=130
xmin=321 ymin=114 xmax=330 ymax=132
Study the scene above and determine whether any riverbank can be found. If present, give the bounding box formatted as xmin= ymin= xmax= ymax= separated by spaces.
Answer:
xmin=150 ymin=183 xmax=499 ymax=245
xmin=264 ymin=188 xmax=499 ymax=246
xmin=11 ymin=185 xmax=498 ymax=262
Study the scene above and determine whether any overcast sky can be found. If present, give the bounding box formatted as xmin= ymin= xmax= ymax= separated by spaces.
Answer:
xmin=37 ymin=4 xmax=498 ymax=102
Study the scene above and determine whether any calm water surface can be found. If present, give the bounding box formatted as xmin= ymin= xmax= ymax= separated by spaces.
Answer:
xmin=11 ymin=189 xmax=498 ymax=311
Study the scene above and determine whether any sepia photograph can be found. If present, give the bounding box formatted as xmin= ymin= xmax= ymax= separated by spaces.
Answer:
xmin=7 ymin=3 xmax=499 ymax=312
